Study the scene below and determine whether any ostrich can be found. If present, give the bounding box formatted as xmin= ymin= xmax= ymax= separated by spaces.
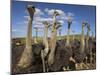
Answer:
xmin=17 ymin=5 xmax=35 ymax=68
xmin=66 ymin=16 xmax=72 ymax=47
xmin=47 ymin=10 xmax=60 ymax=66
xmin=89 ymin=31 xmax=96 ymax=65
xmin=47 ymin=10 xmax=72 ymax=72
xmin=85 ymin=23 xmax=91 ymax=64
xmin=40 ymin=21 xmax=51 ymax=72
xmin=86 ymin=23 xmax=91 ymax=51
xmin=80 ymin=21 xmax=87 ymax=53
xmin=13 ymin=6 xmax=45 ymax=73
xmin=74 ymin=21 xmax=87 ymax=69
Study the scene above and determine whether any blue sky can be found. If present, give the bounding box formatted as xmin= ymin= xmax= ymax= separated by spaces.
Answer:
xmin=12 ymin=1 xmax=96 ymax=38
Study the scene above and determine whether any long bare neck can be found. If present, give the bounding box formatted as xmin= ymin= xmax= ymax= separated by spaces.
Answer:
xmin=80 ymin=25 xmax=85 ymax=52
xmin=86 ymin=29 xmax=90 ymax=49
xmin=50 ymin=25 xmax=57 ymax=54
xmin=66 ymin=28 xmax=70 ymax=46
xmin=49 ymin=15 xmax=57 ymax=52
xmin=44 ymin=27 xmax=48 ymax=39
xmin=26 ymin=18 xmax=33 ymax=48
xmin=43 ymin=26 xmax=49 ymax=48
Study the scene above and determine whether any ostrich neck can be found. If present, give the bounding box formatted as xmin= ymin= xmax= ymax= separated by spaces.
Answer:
xmin=35 ymin=29 xmax=38 ymax=41
xmin=66 ymin=28 xmax=70 ymax=46
xmin=87 ymin=30 xmax=90 ymax=40
xmin=43 ymin=27 xmax=49 ymax=49
xmin=86 ymin=30 xmax=90 ymax=49
xmin=44 ymin=27 xmax=48 ymax=39
xmin=49 ymin=15 xmax=57 ymax=59
xmin=81 ymin=26 xmax=85 ymax=52
xmin=82 ymin=26 xmax=84 ymax=36
xmin=26 ymin=18 xmax=33 ymax=48
xmin=50 ymin=30 xmax=57 ymax=55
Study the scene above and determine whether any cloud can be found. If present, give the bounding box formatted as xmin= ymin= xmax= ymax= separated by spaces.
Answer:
xmin=33 ymin=25 xmax=44 ymax=28
xmin=24 ymin=15 xmax=29 ymax=20
xmin=56 ymin=9 xmax=66 ymax=16
xmin=24 ymin=8 xmax=75 ymax=29
xmin=67 ymin=12 xmax=74 ymax=17
xmin=34 ymin=16 xmax=53 ymax=23
xmin=33 ymin=20 xmax=43 ymax=26
xmin=34 ymin=8 xmax=44 ymax=16
xmin=17 ymin=20 xmax=28 ymax=25
xmin=24 ymin=16 xmax=64 ymax=28
xmin=44 ymin=8 xmax=75 ymax=22
xmin=12 ymin=29 xmax=24 ymax=33
xmin=58 ymin=20 xmax=64 ymax=24
xmin=44 ymin=8 xmax=49 ymax=12
xmin=34 ymin=16 xmax=64 ymax=25
xmin=45 ymin=8 xmax=66 ymax=17
xmin=25 ymin=8 xmax=44 ymax=17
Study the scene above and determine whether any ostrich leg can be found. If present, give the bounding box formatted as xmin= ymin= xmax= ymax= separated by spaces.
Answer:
xmin=17 ymin=5 xmax=35 ymax=68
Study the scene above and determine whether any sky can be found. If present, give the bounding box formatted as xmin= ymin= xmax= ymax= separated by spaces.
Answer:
xmin=11 ymin=0 xmax=96 ymax=38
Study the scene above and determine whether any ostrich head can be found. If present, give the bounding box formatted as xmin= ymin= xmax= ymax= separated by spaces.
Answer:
xmin=52 ymin=21 xmax=62 ymax=32
xmin=43 ymin=21 xmax=51 ymax=28
xmin=53 ymin=10 xmax=60 ymax=17
xmin=27 ymin=5 xmax=35 ymax=19
xmin=52 ymin=10 xmax=60 ymax=22
xmin=87 ymin=24 xmax=91 ymax=31
xmin=67 ymin=16 xmax=72 ymax=29
xmin=82 ymin=21 xmax=87 ymax=27
xmin=51 ymin=10 xmax=60 ymax=32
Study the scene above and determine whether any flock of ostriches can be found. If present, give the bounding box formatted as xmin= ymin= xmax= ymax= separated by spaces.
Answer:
xmin=12 ymin=5 xmax=96 ymax=74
